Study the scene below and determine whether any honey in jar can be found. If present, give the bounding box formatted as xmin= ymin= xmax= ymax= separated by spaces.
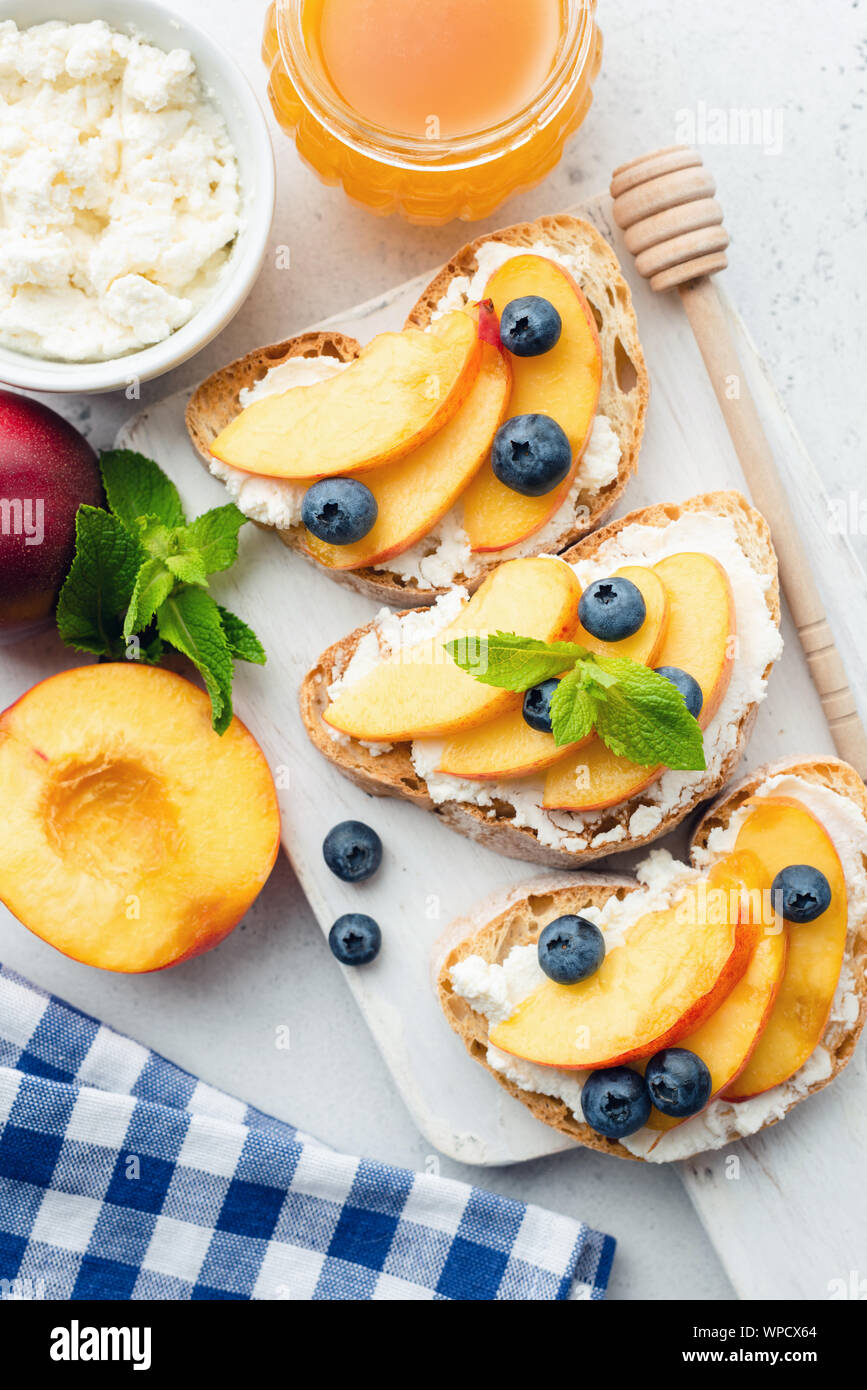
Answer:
xmin=263 ymin=0 xmax=602 ymax=224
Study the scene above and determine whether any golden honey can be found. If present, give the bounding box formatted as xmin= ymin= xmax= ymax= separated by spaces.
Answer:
xmin=263 ymin=0 xmax=602 ymax=224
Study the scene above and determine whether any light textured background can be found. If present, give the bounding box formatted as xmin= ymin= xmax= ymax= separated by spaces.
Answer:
xmin=3 ymin=0 xmax=864 ymax=1300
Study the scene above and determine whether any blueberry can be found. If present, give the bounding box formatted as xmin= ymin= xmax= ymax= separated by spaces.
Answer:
xmin=538 ymin=914 xmax=605 ymax=984
xmin=654 ymin=666 xmax=704 ymax=719
xmin=578 ymin=576 xmax=646 ymax=642
xmin=645 ymin=1047 xmax=712 ymax=1118
xmin=322 ymin=820 xmax=382 ymax=883
xmin=302 ymin=477 xmax=377 ymax=545
xmin=580 ymin=1068 xmax=651 ymax=1139
xmin=328 ymin=913 xmax=381 ymax=966
xmin=499 ymin=296 xmax=562 ymax=357
xmin=492 ymin=414 xmax=572 ymax=497
xmin=771 ymin=864 xmax=832 ymax=924
xmin=522 ymin=678 xmax=558 ymax=733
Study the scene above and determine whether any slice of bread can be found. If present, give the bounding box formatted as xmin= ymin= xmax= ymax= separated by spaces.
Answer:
xmin=300 ymin=491 xmax=781 ymax=869
xmin=186 ymin=215 xmax=648 ymax=607
xmin=433 ymin=757 xmax=867 ymax=1162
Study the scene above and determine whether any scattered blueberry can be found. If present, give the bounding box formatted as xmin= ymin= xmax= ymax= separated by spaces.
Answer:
xmin=654 ymin=666 xmax=704 ymax=719
xmin=578 ymin=576 xmax=646 ymax=642
xmin=492 ymin=414 xmax=572 ymax=497
xmin=302 ymin=477 xmax=377 ymax=545
xmin=328 ymin=913 xmax=382 ymax=966
xmin=499 ymin=295 xmax=562 ymax=357
xmin=522 ymin=678 xmax=558 ymax=733
xmin=580 ymin=1067 xmax=651 ymax=1139
xmin=645 ymin=1047 xmax=712 ymax=1118
xmin=538 ymin=915 xmax=605 ymax=984
xmin=323 ymin=820 xmax=382 ymax=883
xmin=771 ymin=864 xmax=832 ymax=924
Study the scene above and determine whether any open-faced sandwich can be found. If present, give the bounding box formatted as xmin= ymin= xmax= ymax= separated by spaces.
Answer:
xmin=301 ymin=491 xmax=783 ymax=867
xmin=434 ymin=757 xmax=867 ymax=1161
xmin=186 ymin=215 xmax=648 ymax=606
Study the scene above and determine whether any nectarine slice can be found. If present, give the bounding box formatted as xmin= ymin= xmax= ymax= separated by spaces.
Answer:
xmin=723 ymin=797 xmax=848 ymax=1100
xmin=210 ymin=310 xmax=481 ymax=480
xmin=543 ymin=552 xmax=735 ymax=812
xmin=324 ymin=557 xmax=581 ymax=743
xmin=0 ymin=665 xmax=280 ymax=973
xmin=490 ymin=859 xmax=759 ymax=1070
xmin=647 ymin=855 xmax=788 ymax=1131
xmin=462 ymin=255 xmax=603 ymax=552
xmin=436 ymin=566 xmax=667 ymax=781
xmin=304 ymin=341 xmax=511 ymax=571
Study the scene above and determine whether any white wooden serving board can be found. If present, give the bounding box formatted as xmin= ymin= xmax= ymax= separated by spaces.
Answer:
xmin=3 ymin=195 xmax=866 ymax=1297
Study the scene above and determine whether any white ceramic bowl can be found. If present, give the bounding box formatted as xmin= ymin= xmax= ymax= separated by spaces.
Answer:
xmin=0 ymin=0 xmax=276 ymax=394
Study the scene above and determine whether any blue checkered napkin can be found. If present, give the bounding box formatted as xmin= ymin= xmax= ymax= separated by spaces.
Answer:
xmin=0 ymin=965 xmax=614 ymax=1300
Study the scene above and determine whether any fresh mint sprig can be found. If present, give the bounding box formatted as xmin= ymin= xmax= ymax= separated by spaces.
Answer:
xmin=444 ymin=631 xmax=706 ymax=771
xmin=57 ymin=450 xmax=265 ymax=735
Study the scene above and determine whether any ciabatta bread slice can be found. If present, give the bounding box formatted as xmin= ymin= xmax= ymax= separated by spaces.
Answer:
xmin=186 ymin=215 xmax=648 ymax=607
xmin=300 ymin=491 xmax=781 ymax=869
xmin=433 ymin=757 xmax=867 ymax=1162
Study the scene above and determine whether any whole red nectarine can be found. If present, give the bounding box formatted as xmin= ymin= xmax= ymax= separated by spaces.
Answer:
xmin=0 ymin=390 xmax=103 ymax=635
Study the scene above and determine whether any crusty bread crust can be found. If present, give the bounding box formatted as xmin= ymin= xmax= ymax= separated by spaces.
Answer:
xmin=186 ymin=216 xmax=648 ymax=606
xmin=433 ymin=758 xmax=867 ymax=1161
xmin=299 ymin=491 xmax=781 ymax=868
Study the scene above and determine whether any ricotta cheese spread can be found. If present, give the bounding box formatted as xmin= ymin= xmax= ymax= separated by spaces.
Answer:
xmin=450 ymin=780 xmax=867 ymax=1161
xmin=0 ymin=20 xmax=241 ymax=362
xmin=208 ymin=237 xmax=622 ymax=587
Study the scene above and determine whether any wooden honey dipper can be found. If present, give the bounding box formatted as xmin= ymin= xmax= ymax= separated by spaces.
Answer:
xmin=610 ymin=146 xmax=867 ymax=780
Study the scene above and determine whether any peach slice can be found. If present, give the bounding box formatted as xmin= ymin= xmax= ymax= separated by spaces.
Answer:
xmin=646 ymin=856 xmax=788 ymax=1131
xmin=462 ymin=256 xmax=603 ymax=552
xmin=210 ymin=310 xmax=481 ymax=480
xmin=723 ymin=797 xmax=848 ymax=1100
xmin=304 ymin=341 xmax=511 ymax=571
xmin=436 ymin=565 xmax=667 ymax=781
xmin=490 ymin=858 xmax=760 ymax=1070
xmin=0 ymin=665 xmax=280 ymax=974
xmin=543 ymin=552 xmax=735 ymax=812
xmin=323 ymin=557 xmax=581 ymax=743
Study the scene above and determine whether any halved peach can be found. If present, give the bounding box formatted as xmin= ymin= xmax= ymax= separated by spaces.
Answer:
xmin=324 ymin=557 xmax=581 ymax=743
xmin=490 ymin=858 xmax=760 ymax=1070
xmin=462 ymin=255 xmax=603 ymax=553
xmin=304 ymin=341 xmax=511 ymax=571
xmin=436 ymin=565 xmax=667 ymax=781
xmin=210 ymin=310 xmax=482 ymax=480
xmin=543 ymin=552 xmax=735 ymax=812
xmin=0 ymin=665 xmax=280 ymax=973
xmin=723 ymin=797 xmax=848 ymax=1100
xmin=647 ymin=856 xmax=788 ymax=1132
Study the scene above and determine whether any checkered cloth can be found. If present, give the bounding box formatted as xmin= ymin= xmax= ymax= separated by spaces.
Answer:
xmin=0 ymin=965 xmax=614 ymax=1301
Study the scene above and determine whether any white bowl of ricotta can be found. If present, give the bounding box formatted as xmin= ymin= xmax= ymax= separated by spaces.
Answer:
xmin=0 ymin=0 xmax=275 ymax=393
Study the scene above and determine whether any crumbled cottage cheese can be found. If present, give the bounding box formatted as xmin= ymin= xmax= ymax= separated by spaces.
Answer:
xmin=208 ymin=237 xmax=622 ymax=586
xmin=0 ymin=20 xmax=241 ymax=361
xmin=450 ymin=785 xmax=867 ymax=1162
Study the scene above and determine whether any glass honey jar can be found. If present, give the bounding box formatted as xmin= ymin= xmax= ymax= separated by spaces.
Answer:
xmin=263 ymin=0 xmax=602 ymax=225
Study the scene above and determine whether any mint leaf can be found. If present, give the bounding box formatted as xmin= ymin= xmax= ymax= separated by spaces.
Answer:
xmin=136 ymin=516 xmax=174 ymax=559
xmin=178 ymin=505 xmax=247 ymax=575
xmin=157 ymin=587 xmax=235 ymax=734
xmin=591 ymin=658 xmax=706 ymax=770
xmin=550 ymin=669 xmax=598 ymax=747
xmin=57 ymin=506 xmax=144 ymax=656
xmin=100 ymin=450 xmax=186 ymax=531
xmin=124 ymin=558 xmax=175 ymax=638
xmin=218 ymin=606 xmax=266 ymax=665
xmin=444 ymin=631 xmax=587 ymax=690
xmin=166 ymin=551 xmax=209 ymax=587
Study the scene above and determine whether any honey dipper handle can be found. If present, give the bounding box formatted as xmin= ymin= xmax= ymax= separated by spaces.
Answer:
xmin=679 ymin=276 xmax=867 ymax=780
